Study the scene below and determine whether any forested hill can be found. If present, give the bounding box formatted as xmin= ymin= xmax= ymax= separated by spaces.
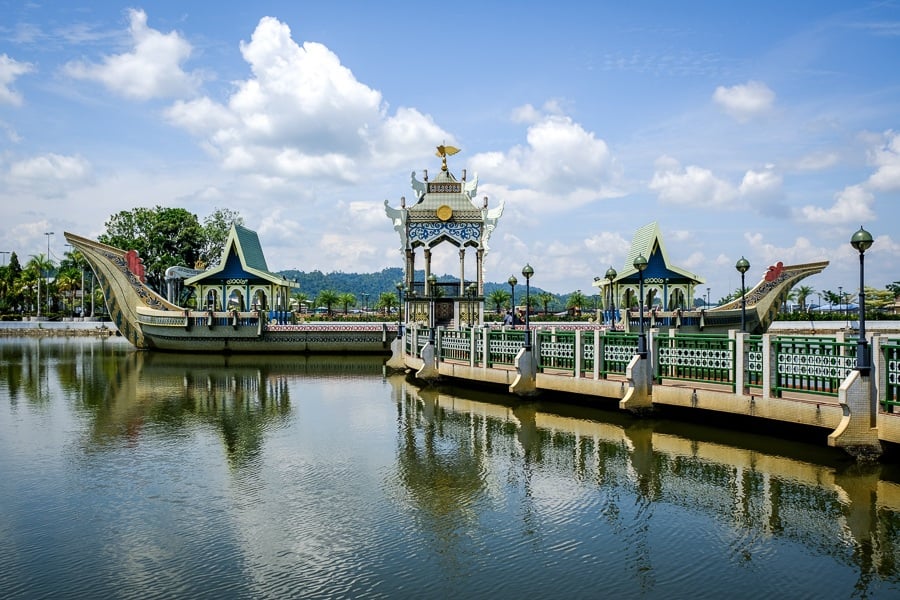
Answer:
xmin=278 ymin=266 xmax=563 ymax=306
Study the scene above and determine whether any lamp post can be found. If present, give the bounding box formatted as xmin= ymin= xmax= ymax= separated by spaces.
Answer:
xmin=851 ymin=226 xmax=874 ymax=374
xmin=706 ymin=287 xmax=711 ymax=308
xmin=0 ymin=251 xmax=9 ymax=266
xmin=838 ymin=285 xmax=843 ymax=322
xmin=605 ymin=267 xmax=617 ymax=328
xmin=735 ymin=256 xmax=750 ymax=332
xmin=522 ymin=264 xmax=533 ymax=350
xmin=362 ymin=292 xmax=369 ymax=314
xmin=428 ymin=273 xmax=437 ymax=344
xmin=634 ymin=254 xmax=649 ymax=358
xmin=44 ymin=232 xmax=54 ymax=314
xmin=508 ymin=275 xmax=517 ymax=327
xmin=395 ymin=282 xmax=404 ymax=340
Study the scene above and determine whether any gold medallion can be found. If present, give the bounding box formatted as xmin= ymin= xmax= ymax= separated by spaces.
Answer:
xmin=437 ymin=205 xmax=453 ymax=221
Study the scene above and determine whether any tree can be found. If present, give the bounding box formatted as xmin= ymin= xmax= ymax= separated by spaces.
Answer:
xmin=98 ymin=206 xmax=204 ymax=293
xmin=487 ymin=289 xmax=510 ymax=314
xmin=291 ymin=291 xmax=309 ymax=313
xmin=794 ymin=285 xmax=814 ymax=310
xmin=566 ymin=290 xmax=587 ymax=315
xmin=376 ymin=291 xmax=397 ymax=315
xmin=537 ymin=291 xmax=554 ymax=314
xmin=887 ymin=281 xmax=900 ymax=299
xmin=201 ymin=208 xmax=244 ymax=267
xmin=315 ymin=290 xmax=340 ymax=315
xmin=338 ymin=292 xmax=356 ymax=314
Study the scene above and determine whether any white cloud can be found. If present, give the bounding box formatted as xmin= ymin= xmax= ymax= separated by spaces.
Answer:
xmin=468 ymin=112 xmax=623 ymax=212
xmin=649 ymin=156 xmax=737 ymax=207
xmin=794 ymin=151 xmax=839 ymax=171
xmin=63 ymin=9 xmax=199 ymax=100
xmin=796 ymin=184 xmax=876 ymax=225
xmin=7 ymin=153 xmax=91 ymax=181
xmin=739 ymin=167 xmax=782 ymax=198
xmin=164 ymin=16 xmax=448 ymax=179
xmin=0 ymin=54 xmax=33 ymax=106
xmin=712 ymin=80 xmax=775 ymax=122
xmin=866 ymin=129 xmax=900 ymax=191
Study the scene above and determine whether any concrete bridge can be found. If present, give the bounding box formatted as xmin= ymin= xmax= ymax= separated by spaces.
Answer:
xmin=388 ymin=323 xmax=900 ymax=460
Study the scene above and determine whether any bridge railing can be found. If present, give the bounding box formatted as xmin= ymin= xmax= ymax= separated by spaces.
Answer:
xmin=772 ymin=335 xmax=855 ymax=397
xmin=882 ymin=339 xmax=900 ymax=412
xmin=487 ymin=329 xmax=527 ymax=367
xmin=655 ymin=333 xmax=736 ymax=390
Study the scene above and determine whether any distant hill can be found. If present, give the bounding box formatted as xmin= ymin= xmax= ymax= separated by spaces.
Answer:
xmin=277 ymin=267 xmax=573 ymax=311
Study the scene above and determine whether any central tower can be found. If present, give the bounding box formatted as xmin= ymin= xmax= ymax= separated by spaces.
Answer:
xmin=384 ymin=146 xmax=504 ymax=327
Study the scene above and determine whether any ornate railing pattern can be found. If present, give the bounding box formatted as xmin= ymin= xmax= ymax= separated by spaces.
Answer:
xmin=656 ymin=334 xmax=735 ymax=390
xmin=746 ymin=335 xmax=764 ymax=389
xmin=537 ymin=330 xmax=576 ymax=373
xmin=883 ymin=340 xmax=900 ymax=412
xmin=488 ymin=330 xmax=526 ymax=367
xmin=773 ymin=336 xmax=855 ymax=397
xmin=602 ymin=332 xmax=639 ymax=376
xmin=440 ymin=329 xmax=471 ymax=362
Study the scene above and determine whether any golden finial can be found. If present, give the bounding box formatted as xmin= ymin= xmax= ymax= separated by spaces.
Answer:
xmin=435 ymin=144 xmax=460 ymax=171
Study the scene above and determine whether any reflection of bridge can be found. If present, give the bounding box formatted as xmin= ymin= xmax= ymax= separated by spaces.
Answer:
xmin=390 ymin=325 xmax=900 ymax=459
xmin=389 ymin=373 xmax=900 ymax=584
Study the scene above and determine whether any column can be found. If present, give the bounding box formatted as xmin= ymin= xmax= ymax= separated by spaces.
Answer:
xmin=424 ymin=248 xmax=432 ymax=294
xmin=476 ymin=248 xmax=484 ymax=295
xmin=459 ymin=248 xmax=466 ymax=296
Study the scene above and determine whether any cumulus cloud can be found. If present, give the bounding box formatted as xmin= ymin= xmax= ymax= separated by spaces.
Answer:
xmin=63 ymin=9 xmax=200 ymax=100
xmin=7 ymin=153 xmax=91 ymax=181
xmin=866 ymin=129 xmax=900 ymax=191
xmin=164 ymin=16 xmax=448 ymax=180
xmin=796 ymin=184 xmax=875 ymax=225
xmin=649 ymin=156 xmax=738 ymax=207
xmin=713 ymin=80 xmax=775 ymax=122
xmin=467 ymin=110 xmax=623 ymax=211
xmin=0 ymin=54 xmax=33 ymax=106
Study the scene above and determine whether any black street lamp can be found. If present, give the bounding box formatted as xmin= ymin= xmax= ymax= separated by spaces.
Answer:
xmin=428 ymin=273 xmax=437 ymax=344
xmin=605 ymin=267 xmax=617 ymax=328
xmin=838 ymin=285 xmax=843 ymax=320
xmin=735 ymin=256 xmax=750 ymax=332
xmin=508 ymin=274 xmax=517 ymax=327
xmin=522 ymin=264 xmax=534 ymax=350
xmin=706 ymin=287 xmax=711 ymax=308
xmin=634 ymin=254 xmax=649 ymax=358
xmin=395 ymin=282 xmax=404 ymax=339
xmin=851 ymin=226 xmax=874 ymax=373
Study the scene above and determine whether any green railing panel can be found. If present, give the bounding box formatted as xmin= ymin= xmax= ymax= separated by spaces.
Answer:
xmin=602 ymin=332 xmax=639 ymax=376
xmin=773 ymin=337 xmax=856 ymax=397
xmin=487 ymin=329 xmax=526 ymax=367
xmin=746 ymin=335 xmax=764 ymax=389
xmin=883 ymin=341 xmax=900 ymax=412
xmin=440 ymin=329 xmax=471 ymax=362
xmin=537 ymin=330 xmax=576 ymax=373
xmin=655 ymin=333 xmax=735 ymax=390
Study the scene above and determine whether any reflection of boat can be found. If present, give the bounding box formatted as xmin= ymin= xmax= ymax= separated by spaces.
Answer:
xmin=621 ymin=261 xmax=829 ymax=335
xmin=64 ymin=232 xmax=395 ymax=353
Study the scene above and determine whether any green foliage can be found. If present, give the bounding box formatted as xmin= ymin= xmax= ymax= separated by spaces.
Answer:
xmin=315 ymin=290 xmax=340 ymax=315
xmin=98 ymin=206 xmax=205 ymax=292
xmin=201 ymin=208 xmax=244 ymax=267
xmin=487 ymin=289 xmax=510 ymax=314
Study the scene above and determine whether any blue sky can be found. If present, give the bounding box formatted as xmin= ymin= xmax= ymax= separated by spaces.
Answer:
xmin=1 ymin=1 xmax=898 ymax=300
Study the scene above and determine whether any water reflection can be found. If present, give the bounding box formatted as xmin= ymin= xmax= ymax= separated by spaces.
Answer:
xmin=389 ymin=376 xmax=900 ymax=593
xmin=3 ymin=338 xmax=900 ymax=597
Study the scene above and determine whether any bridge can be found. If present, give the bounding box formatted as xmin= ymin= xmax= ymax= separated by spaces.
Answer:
xmin=388 ymin=323 xmax=900 ymax=459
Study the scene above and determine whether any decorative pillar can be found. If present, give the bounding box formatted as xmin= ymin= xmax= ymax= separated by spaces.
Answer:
xmin=476 ymin=248 xmax=484 ymax=295
xmin=459 ymin=248 xmax=466 ymax=296
xmin=424 ymin=248 xmax=432 ymax=294
xmin=405 ymin=248 xmax=415 ymax=291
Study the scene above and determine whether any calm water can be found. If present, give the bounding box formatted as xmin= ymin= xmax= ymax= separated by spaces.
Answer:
xmin=3 ymin=337 xmax=900 ymax=599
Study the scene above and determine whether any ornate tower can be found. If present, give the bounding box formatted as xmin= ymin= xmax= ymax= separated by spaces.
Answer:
xmin=384 ymin=146 xmax=504 ymax=327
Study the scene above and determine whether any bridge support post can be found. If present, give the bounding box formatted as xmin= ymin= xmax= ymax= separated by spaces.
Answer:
xmin=385 ymin=335 xmax=406 ymax=372
xmin=416 ymin=340 xmax=440 ymax=381
xmin=828 ymin=369 xmax=882 ymax=460
xmin=620 ymin=354 xmax=653 ymax=412
xmin=510 ymin=347 xmax=538 ymax=396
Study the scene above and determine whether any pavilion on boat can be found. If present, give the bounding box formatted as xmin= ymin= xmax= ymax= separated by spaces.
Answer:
xmin=595 ymin=222 xmax=705 ymax=311
xmin=184 ymin=224 xmax=298 ymax=318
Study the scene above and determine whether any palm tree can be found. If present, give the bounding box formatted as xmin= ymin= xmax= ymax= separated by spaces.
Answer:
xmin=566 ymin=290 xmax=587 ymax=315
xmin=376 ymin=291 xmax=397 ymax=315
xmin=26 ymin=254 xmax=53 ymax=315
xmin=487 ymin=289 xmax=510 ymax=314
xmin=338 ymin=292 xmax=356 ymax=314
xmin=291 ymin=291 xmax=309 ymax=313
xmin=315 ymin=289 xmax=340 ymax=316
xmin=794 ymin=285 xmax=814 ymax=310
xmin=537 ymin=291 xmax=554 ymax=314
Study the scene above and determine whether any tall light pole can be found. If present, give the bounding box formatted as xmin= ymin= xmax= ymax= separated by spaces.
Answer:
xmin=634 ymin=254 xmax=649 ymax=358
xmin=706 ymin=287 xmax=711 ymax=308
xmin=851 ymin=226 xmax=874 ymax=374
xmin=467 ymin=282 xmax=477 ymax=327
xmin=522 ymin=264 xmax=534 ymax=350
xmin=838 ymin=285 xmax=843 ymax=321
xmin=44 ymin=232 xmax=54 ymax=314
xmin=508 ymin=275 xmax=517 ymax=327
xmin=605 ymin=267 xmax=617 ymax=328
xmin=735 ymin=256 xmax=750 ymax=333
xmin=395 ymin=282 xmax=404 ymax=340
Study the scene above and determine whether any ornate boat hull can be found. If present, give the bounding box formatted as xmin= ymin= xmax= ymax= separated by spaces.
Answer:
xmin=64 ymin=232 xmax=394 ymax=353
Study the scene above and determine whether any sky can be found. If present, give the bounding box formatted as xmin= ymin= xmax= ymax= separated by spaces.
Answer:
xmin=1 ymin=1 xmax=899 ymax=301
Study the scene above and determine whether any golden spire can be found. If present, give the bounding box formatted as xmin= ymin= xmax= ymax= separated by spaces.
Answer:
xmin=435 ymin=144 xmax=460 ymax=171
